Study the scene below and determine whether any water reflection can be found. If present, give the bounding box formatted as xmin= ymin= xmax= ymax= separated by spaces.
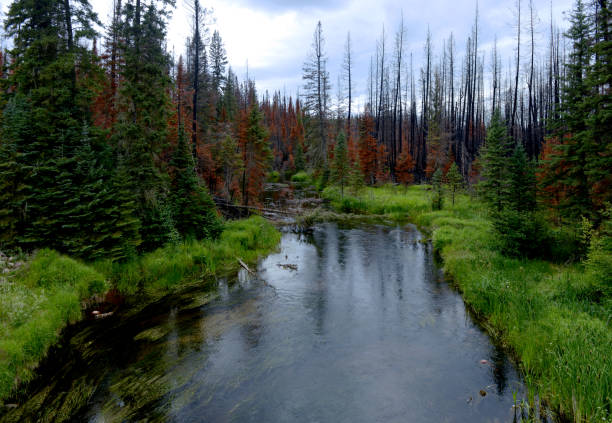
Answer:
xmin=2 ymin=223 xmax=531 ymax=423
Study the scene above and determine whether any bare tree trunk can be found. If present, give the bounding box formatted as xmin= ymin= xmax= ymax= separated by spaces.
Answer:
xmin=512 ymin=0 xmax=521 ymax=135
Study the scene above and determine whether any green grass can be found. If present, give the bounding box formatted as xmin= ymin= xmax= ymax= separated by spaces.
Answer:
xmin=94 ymin=216 xmax=281 ymax=297
xmin=0 ymin=216 xmax=281 ymax=405
xmin=0 ymin=250 xmax=108 ymax=402
xmin=323 ymin=184 xmax=611 ymax=422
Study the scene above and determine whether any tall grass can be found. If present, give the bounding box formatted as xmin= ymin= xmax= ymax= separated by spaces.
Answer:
xmin=0 ymin=216 xmax=281 ymax=404
xmin=94 ymin=216 xmax=281 ymax=296
xmin=0 ymin=250 xmax=107 ymax=402
xmin=323 ymin=184 xmax=611 ymax=422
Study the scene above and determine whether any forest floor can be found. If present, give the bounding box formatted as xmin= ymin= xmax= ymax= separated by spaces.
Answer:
xmin=0 ymin=216 xmax=280 ymax=406
xmin=319 ymin=184 xmax=611 ymax=423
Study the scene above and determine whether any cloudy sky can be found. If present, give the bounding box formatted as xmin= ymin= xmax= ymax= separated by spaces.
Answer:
xmin=2 ymin=0 xmax=574 ymax=107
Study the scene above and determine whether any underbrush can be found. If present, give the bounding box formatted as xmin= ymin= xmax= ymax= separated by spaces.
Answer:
xmin=323 ymin=184 xmax=612 ymax=422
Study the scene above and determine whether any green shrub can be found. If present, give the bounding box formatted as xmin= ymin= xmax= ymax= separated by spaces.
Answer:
xmin=291 ymin=171 xmax=311 ymax=184
xmin=268 ymin=170 xmax=280 ymax=183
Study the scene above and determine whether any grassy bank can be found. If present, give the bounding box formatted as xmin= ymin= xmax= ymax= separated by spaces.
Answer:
xmin=323 ymin=185 xmax=611 ymax=422
xmin=0 ymin=216 xmax=280 ymax=405
xmin=0 ymin=251 xmax=108 ymax=402
xmin=93 ymin=216 xmax=281 ymax=297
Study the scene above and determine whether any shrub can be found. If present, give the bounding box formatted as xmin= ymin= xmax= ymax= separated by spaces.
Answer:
xmin=268 ymin=170 xmax=280 ymax=183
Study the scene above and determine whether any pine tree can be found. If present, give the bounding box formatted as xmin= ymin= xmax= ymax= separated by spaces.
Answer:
xmin=113 ymin=0 xmax=175 ymax=250
xmin=478 ymin=110 xmax=511 ymax=213
xmin=3 ymin=0 xmax=104 ymax=254
xmin=446 ymin=162 xmax=463 ymax=206
xmin=508 ymin=143 xmax=537 ymax=213
xmin=583 ymin=1 xmax=612 ymax=219
xmin=347 ymin=159 xmax=365 ymax=194
xmin=108 ymin=159 xmax=142 ymax=261
xmin=495 ymin=143 xmax=541 ymax=257
xmin=331 ymin=131 xmax=350 ymax=199
xmin=170 ymin=125 xmax=222 ymax=240
xmin=431 ymin=168 xmax=444 ymax=210
xmin=294 ymin=140 xmax=306 ymax=172
xmin=0 ymin=95 xmax=32 ymax=248
xmin=542 ymin=0 xmax=593 ymax=221
xmin=218 ymin=134 xmax=243 ymax=201
xmin=210 ymin=30 xmax=227 ymax=96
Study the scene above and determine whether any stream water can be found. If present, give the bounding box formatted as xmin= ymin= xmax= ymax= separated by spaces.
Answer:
xmin=2 ymin=223 xmax=532 ymax=422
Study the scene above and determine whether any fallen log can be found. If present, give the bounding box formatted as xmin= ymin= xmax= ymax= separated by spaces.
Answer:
xmin=238 ymin=258 xmax=256 ymax=275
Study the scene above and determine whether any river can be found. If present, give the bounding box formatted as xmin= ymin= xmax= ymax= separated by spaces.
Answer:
xmin=2 ymin=223 xmax=533 ymax=422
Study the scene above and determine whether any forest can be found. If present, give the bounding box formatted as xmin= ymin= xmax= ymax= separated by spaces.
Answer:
xmin=0 ymin=0 xmax=609 ymax=259
xmin=0 ymin=0 xmax=610 ymax=421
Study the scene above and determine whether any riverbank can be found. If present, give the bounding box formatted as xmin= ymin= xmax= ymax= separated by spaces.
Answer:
xmin=0 ymin=216 xmax=280 ymax=405
xmin=322 ymin=185 xmax=611 ymax=422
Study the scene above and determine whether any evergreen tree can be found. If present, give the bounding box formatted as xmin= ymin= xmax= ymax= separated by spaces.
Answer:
xmin=583 ymin=1 xmax=612 ymax=219
xmin=542 ymin=0 xmax=593 ymax=221
xmin=479 ymin=110 xmax=512 ymax=213
xmin=347 ymin=159 xmax=365 ymax=194
xmin=294 ymin=140 xmax=306 ymax=172
xmin=507 ymin=143 xmax=537 ymax=213
xmin=170 ymin=125 xmax=222 ymax=240
xmin=494 ymin=145 xmax=541 ymax=258
xmin=114 ymin=0 xmax=176 ymax=251
xmin=446 ymin=162 xmax=463 ymax=206
xmin=431 ymin=168 xmax=444 ymax=210
xmin=108 ymin=159 xmax=142 ymax=261
xmin=3 ymin=0 xmax=105 ymax=254
xmin=210 ymin=30 xmax=227 ymax=96
xmin=218 ymin=134 xmax=243 ymax=201
xmin=331 ymin=131 xmax=350 ymax=199
xmin=0 ymin=95 xmax=32 ymax=248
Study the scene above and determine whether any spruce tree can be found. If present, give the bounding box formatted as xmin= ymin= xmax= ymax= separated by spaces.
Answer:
xmin=583 ymin=1 xmax=612 ymax=220
xmin=446 ymin=162 xmax=463 ymax=206
xmin=294 ymin=140 xmax=306 ymax=172
xmin=507 ymin=143 xmax=537 ymax=214
xmin=431 ymin=168 xmax=444 ymax=211
xmin=209 ymin=30 xmax=227 ymax=96
xmin=331 ymin=131 xmax=350 ymax=199
xmin=2 ymin=0 xmax=105 ymax=255
xmin=495 ymin=143 xmax=541 ymax=257
xmin=170 ymin=125 xmax=222 ymax=240
xmin=347 ymin=160 xmax=365 ymax=194
xmin=479 ymin=110 xmax=511 ymax=214
xmin=542 ymin=0 xmax=593 ymax=221
xmin=0 ymin=95 xmax=32 ymax=248
xmin=114 ymin=0 xmax=176 ymax=250
xmin=108 ymin=159 xmax=143 ymax=261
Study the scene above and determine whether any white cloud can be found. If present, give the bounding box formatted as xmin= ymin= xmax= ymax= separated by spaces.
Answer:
xmin=3 ymin=0 xmax=575 ymax=99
